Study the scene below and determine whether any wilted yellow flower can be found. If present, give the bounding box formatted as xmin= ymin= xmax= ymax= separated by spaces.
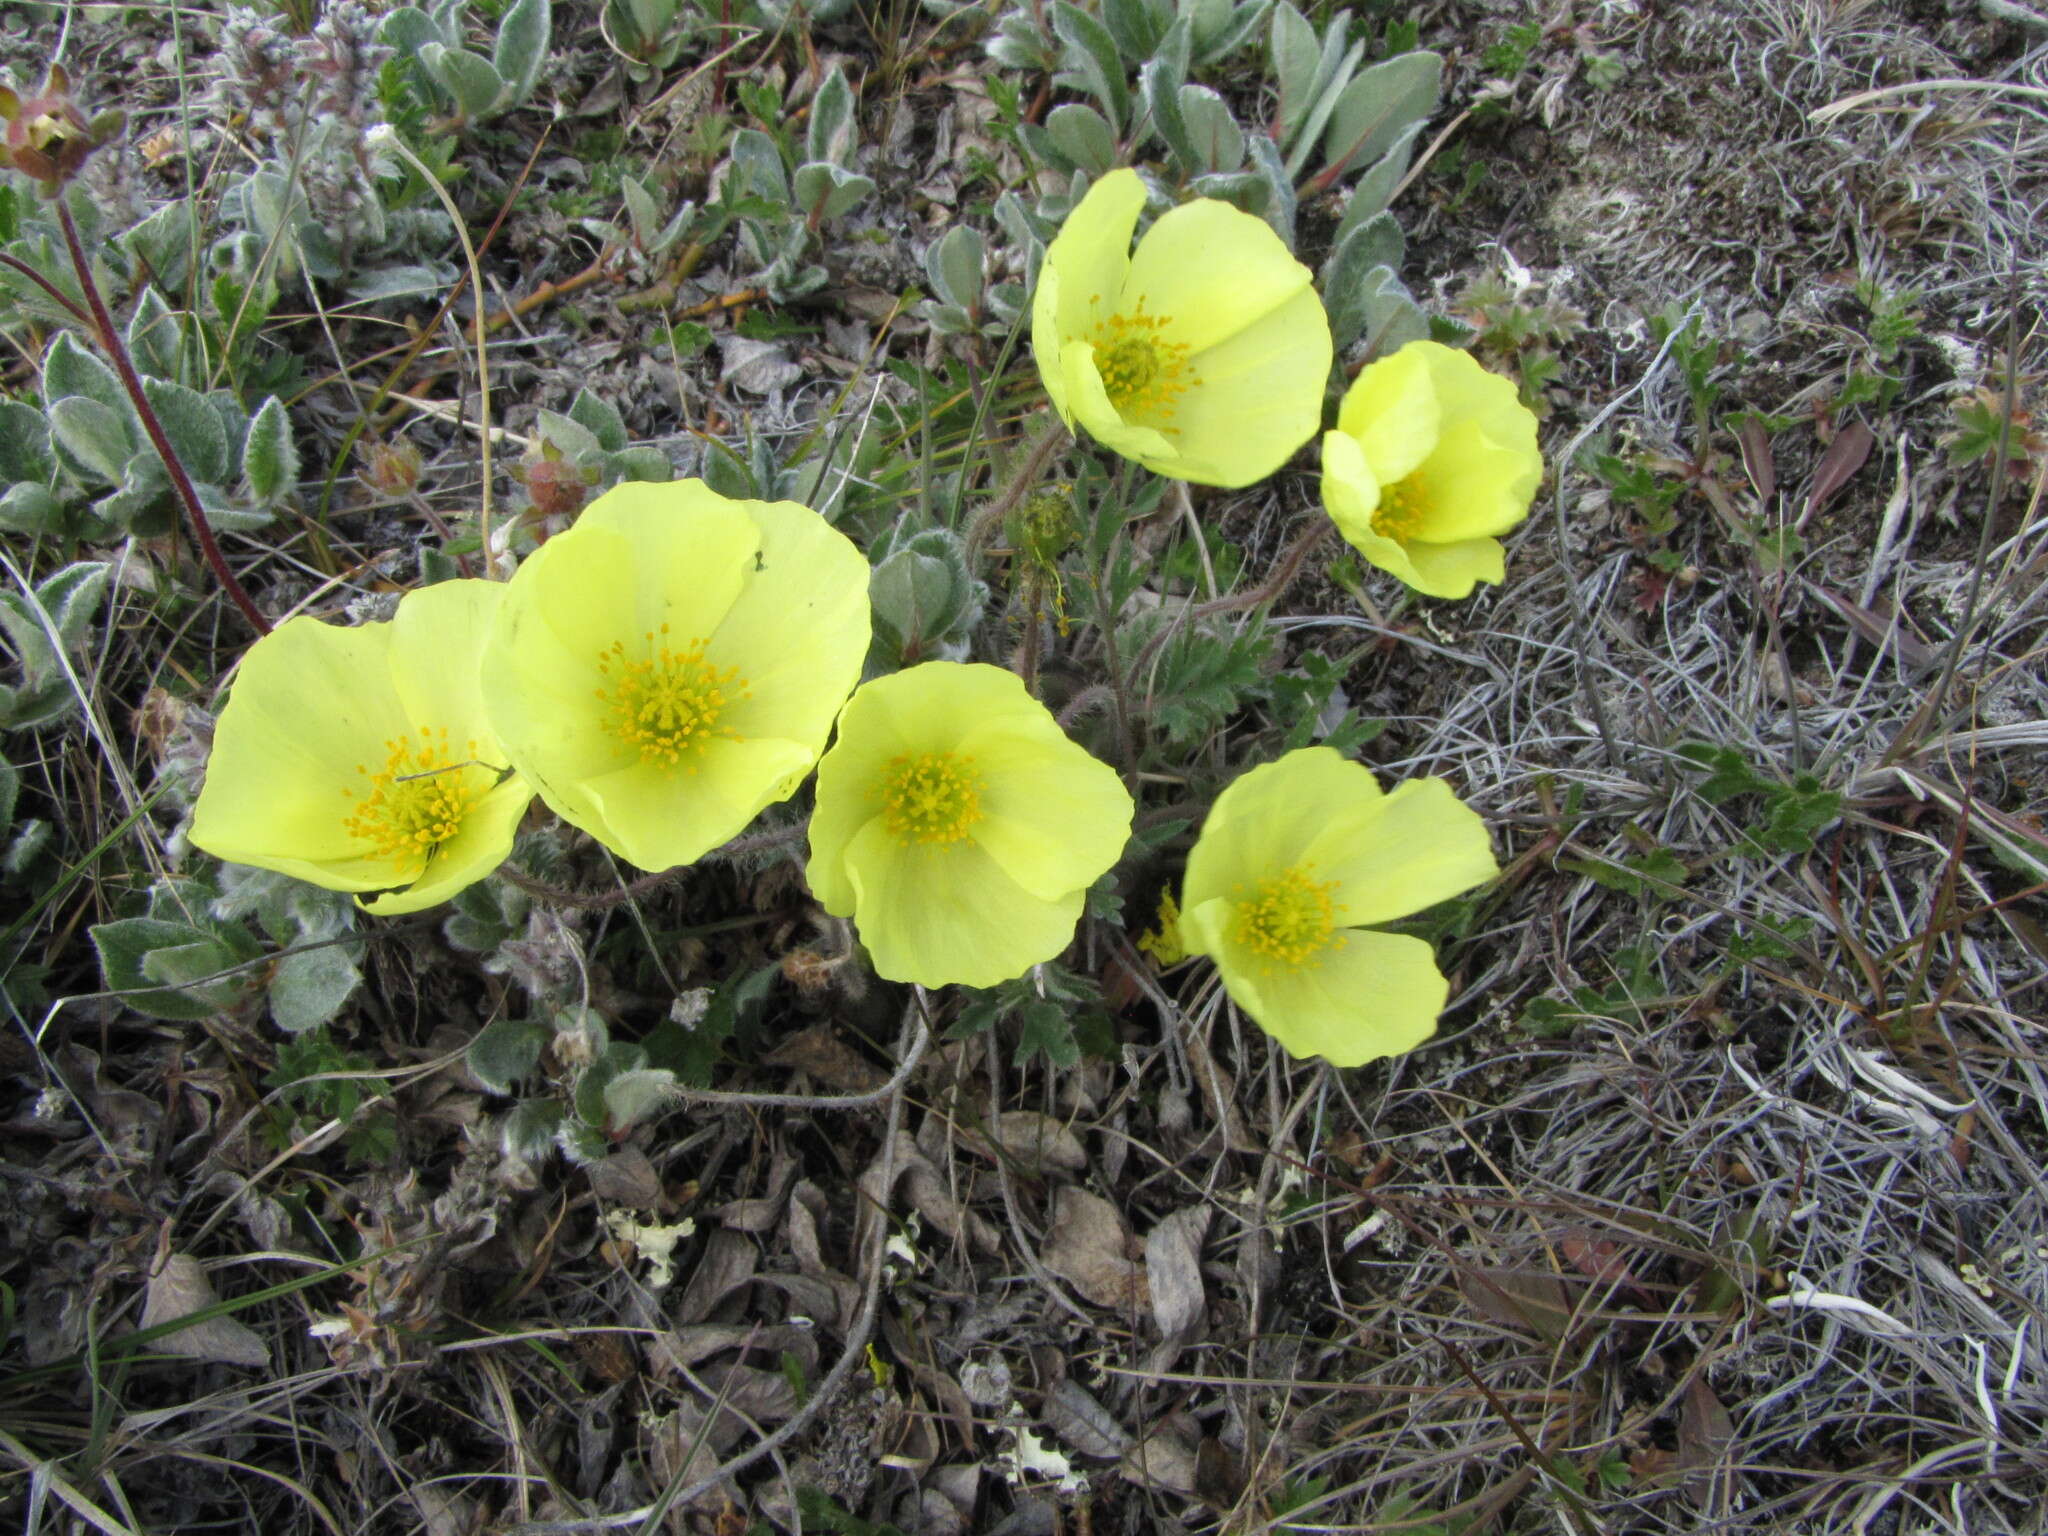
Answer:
xmin=806 ymin=663 xmax=1134 ymax=988
xmin=1032 ymin=168 xmax=1332 ymax=488
xmin=190 ymin=581 xmax=534 ymax=915
xmin=482 ymin=481 xmax=869 ymax=872
xmin=1320 ymin=340 xmax=1543 ymax=599
xmin=1180 ymin=747 xmax=1496 ymax=1066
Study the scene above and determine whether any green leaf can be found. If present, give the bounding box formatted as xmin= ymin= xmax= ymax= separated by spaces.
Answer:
xmin=119 ymin=199 xmax=197 ymax=289
xmin=1052 ymin=1 xmax=1130 ymax=133
xmin=792 ymin=161 xmax=874 ymax=221
xmin=467 ymin=1015 xmax=550 ymax=1093
xmin=0 ymin=750 xmax=18 ymax=836
xmin=239 ymin=395 xmax=299 ymax=506
xmin=0 ymin=484 xmax=68 ymax=538
xmin=1758 ymin=775 xmax=1842 ymax=854
xmin=1100 ymin=0 xmax=1168 ymax=60
xmin=603 ymin=1067 xmax=679 ymax=1132
xmin=1044 ymin=102 xmax=1118 ymax=177
xmin=533 ymin=408 xmax=604 ymax=466
xmin=1320 ymin=50 xmax=1441 ymax=180
xmin=268 ymin=943 xmax=361 ymax=1033
xmin=140 ymin=377 xmax=231 ymax=485
xmin=1176 ymin=84 xmax=1245 ymax=175
xmin=568 ymin=387 xmax=628 ymax=453
xmin=48 ymin=395 xmax=137 ymax=485
xmin=805 ymin=64 xmax=858 ymax=168
xmin=501 ymin=1098 xmax=564 ymax=1162
xmin=125 ymin=287 xmax=186 ymax=382
xmin=1141 ymin=47 xmax=1195 ymax=169
xmin=0 ymin=400 xmax=54 ymax=484
xmin=92 ymin=916 xmax=257 ymax=1021
xmin=492 ymin=0 xmax=553 ymax=110
xmin=41 ymin=331 xmax=125 ymax=416
xmin=924 ymin=225 xmax=984 ymax=312
xmin=1014 ymin=998 xmax=1081 ymax=1069
xmin=1676 ymin=743 xmax=1764 ymax=805
xmin=421 ymin=42 xmax=509 ymax=121
xmin=0 ymin=560 xmax=112 ymax=704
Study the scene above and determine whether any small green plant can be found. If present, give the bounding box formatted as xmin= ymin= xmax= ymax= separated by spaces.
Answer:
xmin=1850 ymin=277 xmax=1922 ymax=364
xmin=268 ymin=1025 xmax=397 ymax=1163
xmin=1946 ymin=386 xmax=2043 ymax=480
xmin=1453 ymin=270 xmax=1580 ymax=409
xmin=1481 ymin=20 xmax=1543 ymax=77
xmin=379 ymin=0 xmax=552 ymax=128
xmin=948 ymin=962 xmax=1111 ymax=1069
xmin=1676 ymin=743 xmax=1843 ymax=855
xmin=1649 ymin=306 xmax=1745 ymax=452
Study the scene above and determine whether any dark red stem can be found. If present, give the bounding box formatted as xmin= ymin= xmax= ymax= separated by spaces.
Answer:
xmin=56 ymin=199 xmax=270 ymax=635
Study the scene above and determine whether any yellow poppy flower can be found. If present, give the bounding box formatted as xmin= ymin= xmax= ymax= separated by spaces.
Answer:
xmin=482 ymin=480 xmax=869 ymax=872
xmin=1032 ymin=167 xmax=1333 ymax=488
xmin=1320 ymin=339 xmax=1544 ymax=599
xmin=190 ymin=580 xmax=534 ymax=915
xmin=806 ymin=663 xmax=1134 ymax=988
xmin=1180 ymin=747 xmax=1496 ymax=1066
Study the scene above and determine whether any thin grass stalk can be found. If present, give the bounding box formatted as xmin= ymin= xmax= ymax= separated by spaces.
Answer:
xmin=54 ymin=200 xmax=270 ymax=634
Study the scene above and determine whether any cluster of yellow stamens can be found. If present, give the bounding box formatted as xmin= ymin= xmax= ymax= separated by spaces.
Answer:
xmin=341 ymin=726 xmax=488 ymax=868
xmin=1369 ymin=478 xmax=1430 ymax=542
xmin=1090 ymin=297 xmax=1193 ymax=423
xmin=880 ymin=751 xmax=985 ymax=846
xmin=594 ymin=624 xmax=747 ymax=767
xmin=1231 ymin=866 xmax=1344 ymax=969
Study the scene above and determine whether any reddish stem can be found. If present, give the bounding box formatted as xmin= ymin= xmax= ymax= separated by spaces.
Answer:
xmin=56 ymin=199 xmax=270 ymax=635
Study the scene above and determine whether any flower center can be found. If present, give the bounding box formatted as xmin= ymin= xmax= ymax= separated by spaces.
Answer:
xmin=1092 ymin=301 xmax=1192 ymax=422
xmin=342 ymin=726 xmax=491 ymax=869
xmin=1370 ymin=478 xmax=1430 ymax=542
xmin=1231 ymin=866 xmax=1344 ymax=969
xmin=881 ymin=752 xmax=984 ymax=845
xmin=595 ymin=624 xmax=747 ymax=767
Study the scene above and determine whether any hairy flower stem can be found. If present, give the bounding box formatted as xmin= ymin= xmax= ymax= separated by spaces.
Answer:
xmin=55 ymin=199 xmax=271 ymax=635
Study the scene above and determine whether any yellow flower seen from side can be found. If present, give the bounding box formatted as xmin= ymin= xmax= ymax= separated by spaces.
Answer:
xmin=1180 ymin=747 xmax=1497 ymax=1067
xmin=1032 ymin=167 xmax=1333 ymax=488
xmin=190 ymin=580 xmax=534 ymax=915
xmin=807 ymin=663 xmax=1135 ymax=988
xmin=1320 ymin=339 xmax=1543 ymax=599
xmin=481 ymin=480 xmax=870 ymax=873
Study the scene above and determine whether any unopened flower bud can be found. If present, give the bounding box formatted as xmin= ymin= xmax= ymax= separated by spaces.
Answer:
xmin=0 ymin=66 xmax=108 ymax=195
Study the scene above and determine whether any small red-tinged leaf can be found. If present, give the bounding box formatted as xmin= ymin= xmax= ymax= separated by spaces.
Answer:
xmin=1734 ymin=415 xmax=1775 ymax=503
xmin=1803 ymin=419 xmax=1874 ymax=521
xmin=1559 ymin=1227 xmax=1655 ymax=1307
xmin=1677 ymin=1375 xmax=1737 ymax=1514
xmin=1458 ymin=1265 xmax=1574 ymax=1342
xmin=1804 ymin=583 xmax=1940 ymax=672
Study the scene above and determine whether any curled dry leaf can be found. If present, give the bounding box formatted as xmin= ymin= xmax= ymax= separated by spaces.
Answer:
xmin=965 ymin=1110 xmax=1088 ymax=1177
xmin=1041 ymin=1188 xmax=1148 ymax=1312
xmin=141 ymin=1253 xmax=270 ymax=1369
xmin=1144 ymin=1206 xmax=1212 ymax=1340
xmin=1119 ymin=1430 xmax=1199 ymax=1495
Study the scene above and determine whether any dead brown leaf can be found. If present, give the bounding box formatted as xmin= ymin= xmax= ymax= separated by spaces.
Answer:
xmin=141 ymin=1253 xmax=270 ymax=1369
xmin=1144 ymin=1206 xmax=1212 ymax=1340
xmin=763 ymin=1024 xmax=887 ymax=1094
xmin=965 ymin=1111 xmax=1088 ymax=1178
xmin=1042 ymin=1188 xmax=1147 ymax=1312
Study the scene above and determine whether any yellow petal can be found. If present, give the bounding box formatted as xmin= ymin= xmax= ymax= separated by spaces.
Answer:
xmin=1402 ymin=419 xmax=1542 ymax=542
xmin=844 ymin=819 xmax=1085 ymax=987
xmin=1399 ymin=535 xmax=1507 ymax=599
xmin=1302 ymin=777 xmax=1496 ymax=927
xmin=704 ymin=498 xmax=871 ymax=747
xmin=387 ymin=579 xmax=510 ymax=761
xmin=360 ymin=774 xmax=532 ymax=915
xmin=558 ymin=485 xmax=760 ymax=652
xmin=1228 ymin=928 xmax=1449 ymax=1066
xmin=1122 ymin=197 xmax=1315 ymax=358
xmin=190 ymin=615 xmax=410 ymax=878
xmin=964 ymin=719 xmax=1132 ymax=902
xmin=1038 ymin=168 xmax=1145 ymax=373
xmin=1415 ymin=339 xmax=1539 ymax=457
xmin=1181 ymin=747 xmax=1383 ymax=917
xmin=576 ymin=735 xmax=816 ymax=871
xmin=1147 ymin=284 xmax=1333 ymax=487
xmin=1319 ymin=429 xmax=1382 ymax=542
xmin=1059 ymin=336 xmax=1181 ymax=467
xmin=1334 ymin=344 xmax=1440 ymax=487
